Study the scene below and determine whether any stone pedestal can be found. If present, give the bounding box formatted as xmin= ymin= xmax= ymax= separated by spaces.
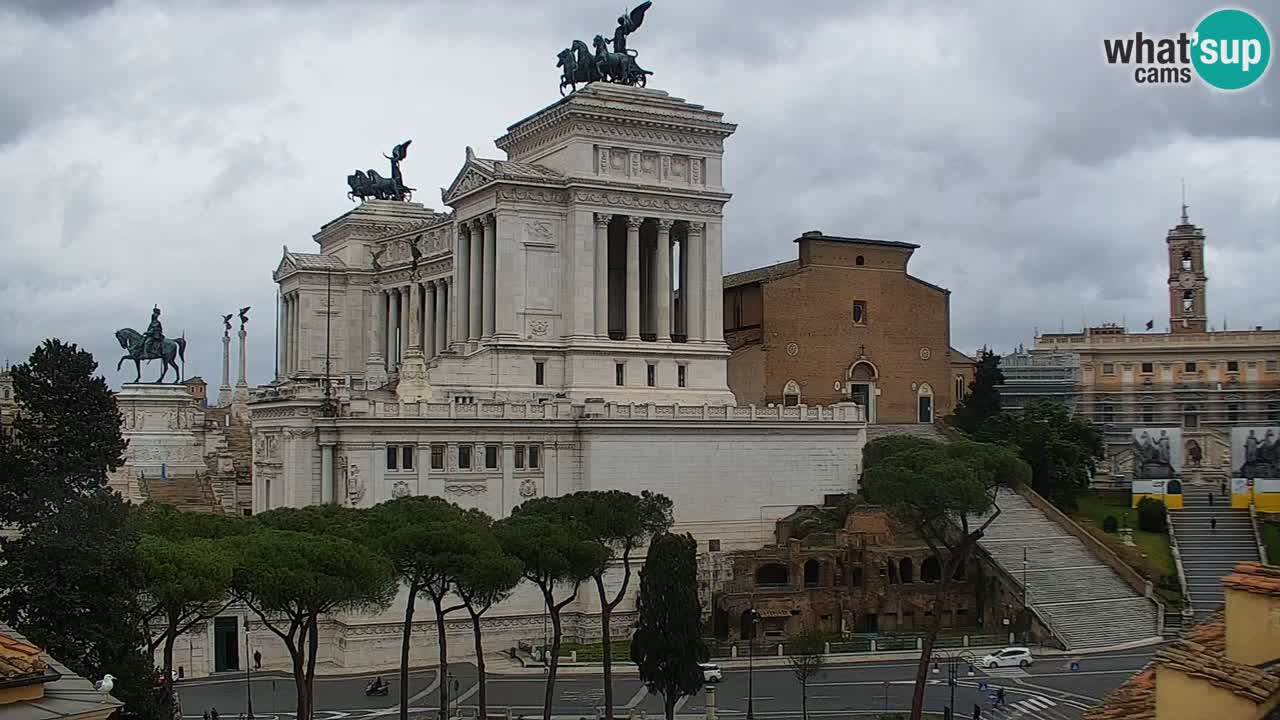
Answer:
xmin=395 ymin=352 xmax=431 ymax=403
xmin=108 ymin=384 xmax=207 ymax=502
xmin=217 ymin=334 xmax=233 ymax=407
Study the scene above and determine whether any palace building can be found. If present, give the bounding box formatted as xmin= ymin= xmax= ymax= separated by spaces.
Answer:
xmin=1032 ymin=210 xmax=1280 ymax=508
xmin=220 ymin=83 xmax=868 ymax=676
xmin=722 ymin=231 xmax=973 ymax=426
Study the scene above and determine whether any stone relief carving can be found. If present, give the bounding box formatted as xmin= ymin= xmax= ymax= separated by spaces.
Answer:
xmin=598 ymin=148 xmax=609 ymax=175
xmin=282 ymin=427 xmax=316 ymax=439
xmin=445 ymin=483 xmax=487 ymax=496
xmin=571 ymin=190 xmax=721 ymax=217
xmin=519 ymin=478 xmax=538 ymax=498
xmin=671 ymin=156 xmax=688 ymax=179
xmin=346 ymin=463 xmax=365 ymax=505
xmin=690 ymin=157 xmax=702 ymax=184
xmin=610 ymin=148 xmax=627 ymax=172
xmin=391 ymin=480 xmax=411 ymax=499
xmin=494 ymin=188 xmax=567 ymax=205
xmin=527 ymin=221 xmax=554 ymax=242
xmin=453 ymin=168 xmax=491 ymax=196
xmin=569 ymin=122 xmax=724 ymax=152
xmin=528 ymin=319 xmax=550 ymax=337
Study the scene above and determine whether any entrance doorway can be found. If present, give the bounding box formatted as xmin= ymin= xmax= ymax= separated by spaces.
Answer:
xmin=213 ymin=617 xmax=240 ymax=673
xmin=847 ymin=360 xmax=878 ymax=422
xmin=917 ymin=382 xmax=934 ymax=423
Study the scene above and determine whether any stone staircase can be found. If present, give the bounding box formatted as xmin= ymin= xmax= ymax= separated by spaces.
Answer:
xmin=142 ymin=475 xmax=225 ymax=514
xmin=973 ymin=488 xmax=1161 ymax=650
xmin=1171 ymin=483 xmax=1260 ymax=620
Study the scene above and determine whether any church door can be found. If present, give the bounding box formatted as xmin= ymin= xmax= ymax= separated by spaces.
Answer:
xmin=918 ymin=395 xmax=933 ymax=424
xmin=213 ymin=617 xmax=240 ymax=673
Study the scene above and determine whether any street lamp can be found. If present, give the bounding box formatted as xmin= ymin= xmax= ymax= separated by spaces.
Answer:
xmin=931 ymin=649 xmax=976 ymax=720
xmin=745 ymin=608 xmax=760 ymax=720
xmin=243 ymin=617 xmax=254 ymax=720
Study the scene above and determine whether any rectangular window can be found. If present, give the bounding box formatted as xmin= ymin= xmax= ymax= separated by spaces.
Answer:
xmin=386 ymin=446 xmax=398 ymax=471
xmin=1227 ymin=360 xmax=1239 ymax=372
xmin=1142 ymin=405 xmax=1154 ymax=423
xmin=485 ymin=445 xmax=498 ymax=469
xmin=528 ymin=445 xmax=540 ymax=469
xmin=1185 ymin=361 xmax=1197 ymax=373
xmin=615 ymin=362 xmax=625 ymax=386
xmin=677 ymin=365 xmax=687 ymax=388
xmin=1102 ymin=363 xmax=1115 ymax=375
xmin=708 ymin=539 xmax=721 ymax=552
xmin=647 ymin=364 xmax=656 ymax=387
xmin=1228 ymin=404 xmax=1240 ymax=423
xmin=401 ymin=446 xmax=414 ymax=471
xmin=535 ymin=361 xmax=545 ymax=386
xmin=430 ymin=444 xmax=444 ymax=470
xmin=852 ymin=301 xmax=867 ymax=325
xmin=1268 ymin=360 xmax=1279 ymax=372
xmin=458 ymin=445 xmax=472 ymax=470
xmin=515 ymin=445 xmax=525 ymax=469
xmin=1141 ymin=362 xmax=1153 ymax=374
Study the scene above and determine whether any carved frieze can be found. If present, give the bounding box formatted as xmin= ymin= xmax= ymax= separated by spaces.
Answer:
xmin=571 ymin=190 xmax=722 ymax=217
xmin=445 ymin=483 xmax=487 ymax=496
xmin=495 ymin=187 xmax=567 ymax=205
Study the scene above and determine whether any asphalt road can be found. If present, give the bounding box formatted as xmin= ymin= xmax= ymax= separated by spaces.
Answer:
xmin=177 ymin=648 xmax=1156 ymax=720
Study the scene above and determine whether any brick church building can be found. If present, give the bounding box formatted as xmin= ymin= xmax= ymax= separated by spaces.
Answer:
xmin=723 ymin=231 xmax=973 ymax=424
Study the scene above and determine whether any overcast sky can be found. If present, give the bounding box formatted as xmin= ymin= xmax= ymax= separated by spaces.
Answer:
xmin=1 ymin=0 xmax=1277 ymax=388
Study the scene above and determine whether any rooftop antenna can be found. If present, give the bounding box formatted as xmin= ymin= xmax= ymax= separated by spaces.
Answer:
xmin=1180 ymin=178 xmax=1190 ymax=224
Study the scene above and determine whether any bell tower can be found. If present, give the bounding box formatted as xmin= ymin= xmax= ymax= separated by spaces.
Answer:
xmin=1167 ymin=202 xmax=1207 ymax=334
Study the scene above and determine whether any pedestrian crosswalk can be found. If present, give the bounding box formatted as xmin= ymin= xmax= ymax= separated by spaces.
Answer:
xmin=985 ymin=694 xmax=1078 ymax=719
xmin=978 ymin=665 xmax=1030 ymax=678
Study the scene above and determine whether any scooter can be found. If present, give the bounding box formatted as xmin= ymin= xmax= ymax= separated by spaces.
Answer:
xmin=364 ymin=680 xmax=389 ymax=697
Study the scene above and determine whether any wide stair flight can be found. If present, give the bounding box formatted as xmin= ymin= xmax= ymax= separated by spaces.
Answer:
xmin=1172 ymin=484 xmax=1261 ymax=620
xmin=973 ymin=488 xmax=1162 ymax=650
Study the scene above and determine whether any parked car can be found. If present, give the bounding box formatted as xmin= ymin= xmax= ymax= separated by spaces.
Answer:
xmin=980 ymin=647 xmax=1034 ymax=669
xmin=700 ymin=663 xmax=723 ymax=683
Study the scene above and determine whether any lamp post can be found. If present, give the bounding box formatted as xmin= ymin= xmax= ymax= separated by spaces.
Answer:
xmin=931 ymin=650 xmax=976 ymax=719
xmin=243 ymin=617 xmax=254 ymax=720
xmin=746 ymin=608 xmax=760 ymax=720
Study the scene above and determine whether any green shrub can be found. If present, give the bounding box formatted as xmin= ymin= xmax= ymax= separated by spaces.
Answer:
xmin=1136 ymin=497 xmax=1167 ymax=533
xmin=1102 ymin=515 xmax=1119 ymax=533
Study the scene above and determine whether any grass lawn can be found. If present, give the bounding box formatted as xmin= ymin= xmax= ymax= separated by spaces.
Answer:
xmin=1071 ymin=493 xmax=1178 ymax=605
xmin=1263 ymin=521 xmax=1280 ymax=565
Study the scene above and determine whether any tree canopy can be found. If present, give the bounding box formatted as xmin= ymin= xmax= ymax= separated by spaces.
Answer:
xmin=630 ymin=533 xmax=706 ymax=720
xmin=978 ymin=398 xmax=1103 ymax=510
xmin=949 ymin=348 xmax=1004 ymax=435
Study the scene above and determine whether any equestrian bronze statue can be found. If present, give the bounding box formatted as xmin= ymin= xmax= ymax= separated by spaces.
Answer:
xmin=114 ymin=306 xmax=187 ymax=383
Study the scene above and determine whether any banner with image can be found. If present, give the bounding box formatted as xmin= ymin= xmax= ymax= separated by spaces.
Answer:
xmin=1131 ymin=428 xmax=1182 ymax=479
xmin=1231 ymin=427 xmax=1280 ymax=479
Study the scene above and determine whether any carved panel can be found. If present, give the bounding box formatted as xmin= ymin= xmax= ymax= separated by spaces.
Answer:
xmin=495 ymin=188 xmax=567 ymax=205
xmin=527 ymin=318 xmax=551 ymax=338
xmin=610 ymin=148 xmax=628 ymax=173
xmin=598 ymin=147 xmax=609 ymax=175
xmin=571 ymin=190 xmax=722 ymax=217
xmin=671 ymin=156 xmax=688 ymax=180
xmin=691 ymin=158 xmax=703 ymax=185
xmin=639 ymin=152 xmax=657 ymax=179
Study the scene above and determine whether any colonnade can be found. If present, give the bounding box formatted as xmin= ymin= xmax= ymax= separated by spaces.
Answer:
xmin=370 ymin=278 xmax=450 ymax=371
xmin=594 ymin=213 xmax=709 ymax=342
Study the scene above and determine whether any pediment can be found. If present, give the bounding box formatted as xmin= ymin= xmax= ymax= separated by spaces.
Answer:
xmin=442 ymin=161 xmax=494 ymax=204
xmin=274 ymin=248 xmax=297 ymax=279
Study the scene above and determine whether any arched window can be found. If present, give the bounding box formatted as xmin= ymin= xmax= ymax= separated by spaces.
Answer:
xmin=1102 ymin=403 xmax=1115 ymax=424
xmin=1182 ymin=289 xmax=1195 ymax=314
xmin=1183 ymin=403 xmax=1199 ymax=429
xmin=899 ymin=558 xmax=914 ymax=583
xmin=803 ymin=559 xmax=820 ymax=587
xmin=783 ymin=380 xmax=801 ymax=408
xmin=954 ymin=375 xmax=965 ymax=403
xmin=756 ymin=563 xmax=789 ymax=587
xmin=1181 ymin=250 xmax=1192 ymax=271
xmin=921 ymin=556 xmax=942 ymax=583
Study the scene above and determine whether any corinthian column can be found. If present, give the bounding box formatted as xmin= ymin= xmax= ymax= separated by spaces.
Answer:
xmin=482 ymin=214 xmax=497 ymax=338
xmin=388 ymin=288 xmax=401 ymax=368
xmin=468 ymin=218 xmax=483 ymax=341
xmin=625 ymin=215 xmax=643 ymax=341
xmin=686 ymin=223 xmax=705 ymax=342
xmin=423 ymin=280 xmax=436 ymax=358
xmin=455 ymin=224 xmax=471 ymax=343
xmin=655 ymin=219 xmax=673 ymax=342
xmin=407 ymin=281 xmax=422 ymax=350
xmin=435 ymin=278 xmax=449 ymax=351
xmin=594 ymin=213 xmax=611 ymax=338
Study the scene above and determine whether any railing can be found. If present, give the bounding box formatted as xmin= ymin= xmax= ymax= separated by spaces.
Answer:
xmin=1166 ymin=507 xmax=1192 ymax=615
xmin=1249 ymin=504 xmax=1270 ymax=566
xmin=356 ymin=399 xmax=867 ymax=423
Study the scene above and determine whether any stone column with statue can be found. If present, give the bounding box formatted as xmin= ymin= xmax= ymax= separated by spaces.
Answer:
xmin=218 ymin=314 xmax=233 ymax=407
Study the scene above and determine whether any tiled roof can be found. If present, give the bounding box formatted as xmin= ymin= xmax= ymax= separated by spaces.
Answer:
xmin=1224 ymin=561 xmax=1280 ymax=597
xmin=0 ymin=623 xmax=124 ymax=720
xmin=1085 ymin=609 xmax=1280 ymax=719
xmin=288 ymin=253 xmax=346 ymax=271
xmin=950 ymin=348 xmax=976 ymax=364
xmin=1083 ymin=665 xmax=1156 ymax=720
xmin=0 ymin=631 xmax=46 ymax=681
xmin=722 ymin=260 xmax=800 ymax=289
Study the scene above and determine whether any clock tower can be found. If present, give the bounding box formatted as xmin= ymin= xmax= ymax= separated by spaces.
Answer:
xmin=1167 ymin=204 xmax=1207 ymax=334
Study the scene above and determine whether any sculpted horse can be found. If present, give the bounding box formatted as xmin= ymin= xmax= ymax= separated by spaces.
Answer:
xmin=558 ymin=40 xmax=601 ymax=95
xmin=114 ymin=328 xmax=186 ymax=384
xmin=592 ymin=34 xmax=650 ymax=86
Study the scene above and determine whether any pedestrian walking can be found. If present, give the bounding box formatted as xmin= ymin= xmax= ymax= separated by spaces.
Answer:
xmin=1211 ymin=516 xmax=1217 ymax=532
xmin=996 ymin=687 xmax=1006 ymax=707
xmin=210 ymin=708 xmax=219 ymax=720
xmin=1208 ymin=491 xmax=1215 ymax=506
xmin=203 ymin=711 xmax=210 ymax=720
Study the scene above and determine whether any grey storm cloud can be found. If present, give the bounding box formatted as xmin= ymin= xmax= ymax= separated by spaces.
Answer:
xmin=0 ymin=0 xmax=1277 ymax=384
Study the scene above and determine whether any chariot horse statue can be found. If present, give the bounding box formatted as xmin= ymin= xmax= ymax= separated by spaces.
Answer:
xmin=114 ymin=308 xmax=187 ymax=384
xmin=347 ymin=140 xmax=414 ymax=202
xmin=557 ymin=2 xmax=653 ymax=95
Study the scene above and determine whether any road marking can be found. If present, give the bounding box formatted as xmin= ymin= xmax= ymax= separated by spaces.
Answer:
xmin=672 ymin=694 xmax=691 ymax=713
xmin=623 ymin=685 xmax=648 ymax=708
xmin=454 ymin=682 xmax=479 ymax=704
xmin=403 ymin=673 xmax=440 ymax=705
xmin=979 ymin=665 xmax=1029 ymax=678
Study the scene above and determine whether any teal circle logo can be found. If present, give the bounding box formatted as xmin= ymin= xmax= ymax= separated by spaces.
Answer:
xmin=1192 ymin=9 xmax=1271 ymax=90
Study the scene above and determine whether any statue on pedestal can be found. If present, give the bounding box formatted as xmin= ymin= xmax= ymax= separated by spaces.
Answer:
xmin=557 ymin=2 xmax=653 ymax=95
xmin=114 ymin=306 xmax=187 ymax=384
xmin=347 ymin=140 xmax=414 ymax=202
